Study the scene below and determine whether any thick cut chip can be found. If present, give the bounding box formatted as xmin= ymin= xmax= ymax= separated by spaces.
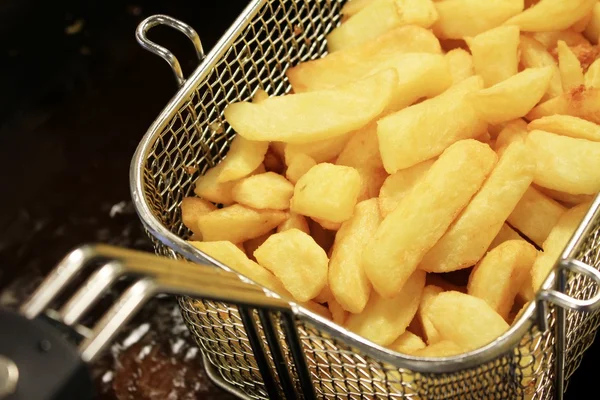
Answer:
xmin=196 ymin=204 xmax=287 ymax=243
xmin=328 ymin=298 xmax=348 ymax=326
xmin=232 ymin=172 xmax=294 ymax=210
xmin=378 ymin=160 xmax=434 ymax=218
xmin=421 ymin=141 xmax=534 ymax=273
xmin=428 ymin=291 xmax=510 ymax=351
xmin=224 ymin=69 xmax=397 ymax=144
xmin=433 ymin=0 xmax=523 ymax=39
xmin=507 ymin=186 xmax=566 ymax=247
xmin=378 ymin=75 xmax=487 ymax=173
xmin=277 ymin=213 xmax=310 ymax=234
xmin=190 ymin=241 xmax=288 ymax=296
xmin=217 ymin=136 xmax=269 ymax=183
xmin=504 ymin=0 xmax=596 ymax=32
xmin=528 ymin=115 xmax=600 ymax=142
xmin=345 ymin=270 xmax=426 ymax=346
xmin=489 ymin=223 xmax=522 ymax=250
xmin=585 ymin=59 xmax=600 ymax=88
xmin=418 ymin=285 xmax=444 ymax=345
xmin=291 ymin=163 xmax=361 ymax=223
xmin=536 ymin=186 xmax=595 ymax=206
xmin=466 ymin=67 xmax=554 ymax=125
xmin=252 ymin=89 xmax=269 ymax=103
xmin=181 ymin=197 xmax=217 ymax=237
xmin=532 ymin=31 xmax=591 ymax=48
xmin=364 ymin=140 xmax=497 ymax=298
xmin=527 ymin=86 xmax=600 ymax=124
xmin=389 ymin=331 xmax=426 ymax=354
xmin=194 ymin=163 xmax=237 ymax=205
xmin=284 ymin=134 xmax=352 ymax=165
xmin=341 ymin=0 xmax=376 ymax=17
xmin=326 ymin=0 xmax=439 ymax=52
xmin=445 ymin=48 xmax=474 ymax=84
xmin=286 ymin=153 xmax=317 ymax=185
xmin=411 ymin=340 xmax=464 ymax=357
xmin=254 ymin=229 xmax=328 ymax=302
xmin=468 ymin=240 xmax=537 ymax=319
xmin=531 ymin=202 xmax=591 ymax=291
xmin=584 ymin=2 xmax=600 ymax=44
xmin=329 ymin=199 xmax=381 ymax=314
xmin=519 ymin=35 xmax=564 ymax=100
xmin=466 ymin=25 xmax=520 ymax=87
xmin=557 ymin=41 xmax=585 ymax=92
xmin=526 ymin=130 xmax=600 ymax=194
xmin=314 ymin=284 xmax=333 ymax=304
xmin=244 ymin=231 xmax=273 ymax=262
xmin=495 ymin=119 xmax=529 ymax=153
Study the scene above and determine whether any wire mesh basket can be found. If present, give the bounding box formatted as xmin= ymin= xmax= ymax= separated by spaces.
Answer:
xmin=130 ymin=2 xmax=600 ymax=399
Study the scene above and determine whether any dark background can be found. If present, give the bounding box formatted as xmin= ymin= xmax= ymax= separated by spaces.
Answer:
xmin=0 ymin=0 xmax=595 ymax=398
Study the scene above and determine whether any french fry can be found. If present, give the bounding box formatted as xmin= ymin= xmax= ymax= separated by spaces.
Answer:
xmin=585 ymin=59 xmax=600 ymax=88
xmin=194 ymin=163 xmax=238 ymax=205
xmin=388 ymin=331 xmax=426 ymax=354
xmin=531 ymin=202 xmax=591 ymax=291
xmin=489 ymin=223 xmax=523 ymax=250
xmin=364 ymin=140 xmax=497 ymax=298
xmin=231 ymin=172 xmax=294 ymax=210
xmin=532 ymin=31 xmax=591 ymax=48
xmin=418 ymin=285 xmax=444 ymax=344
xmin=466 ymin=25 xmax=520 ymax=87
xmin=428 ymin=291 xmax=510 ymax=351
xmin=557 ymin=41 xmax=585 ymax=92
xmin=535 ymin=186 xmax=595 ymax=206
xmin=341 ymin=0 xmax=376 ymax=17
xmin=519 ymin=35 xmax=564 ymax=99
xmin=445 ymin=48 xmax=474 ymax=84
xmin=507 ymin=186 xmax=567 ymax=247
xmin=466 ymin=67 xmax=554 ymax=125
xmin=572 ymin=11 xmax=593 ymax=32
xmin=584 ymin=2 xmax=600 ymax=44
xmin=421 ymin=141 xmax=535 ymax=273
xmin=467 ymin=240 xmax=538 ymax=319
xmin=181 ymin=197 xmax=217 ymax=237
xmin=314 ymin=284 xmax=334 ymax=304
xmin=378 ymin=75 xmax=487 ymax=173
xmin=277 ymin=213 xmax=310 ymax=234
xmin=252 ymin=88 xmax=269 ymax=103
xmin=495 ymin=119 xmax=529 ymax=153
xmin=526 ymin=130 xmax=600 ymax=195
xmin=411 ymin=340 xmax=464 ymax=357
xmin=378 ymin=160 xmax=434 ymax=218
xmin=329 ymin=199 xmax=381 ymax=313
xmin=328 ymin=298 xmax=348 ymax=326
xmin=528 ymin=115 xmax=600 ymax=142
xmin=504 ymin=0 xmax=597 ymax=32
xmin=224 ymin=69 xmax=397 ymax=144
xmin=243 ymin=231 xmax=273 ymax=262
xmin=217 ymin=136 xmax=269 ymax=183
xmin=345 ymin=270 xmax=426 ymax=346
xmin=284 ymin=134 xmax=352 ymax=166
xmin=254 ymin=229 xmax=328 ymax=302
xmin=527 ymin=86 xmax=600 ymax=124
xmin=286 ymin=153 xmax=317 ymax=185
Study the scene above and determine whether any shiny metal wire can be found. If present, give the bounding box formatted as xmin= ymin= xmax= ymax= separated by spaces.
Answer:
xmin=130 ymin=1 xmax=600 ymax=398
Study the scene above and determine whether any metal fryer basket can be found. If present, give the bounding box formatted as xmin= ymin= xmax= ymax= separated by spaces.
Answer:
xmin=129 ymin=2 xmax=600 ymax=399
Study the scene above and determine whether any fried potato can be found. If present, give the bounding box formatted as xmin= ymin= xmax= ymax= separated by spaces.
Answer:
xmin=428 ymin=291 xmax=510 ymax=351
xmin=224 ymin=69 xmax=397 ymax=144
xmin=532 ymin=31 xmax=591 ymax=48
xmin=190 ymin=241 xmax=289 ymax=295
xmin=507 ymin=186 xmax=566 ymax=247
xmin=466 ymin=67 xmax=554 ymax=125
xmin=489 ymin=223 xmax=523 ymax=251
xmin=243 ymin=231 xmax=273 ymax=262
xmin=181 ymin=197 xmax=217 ymax=237
xmin=291 ymin=163 xmax=361 ymax=223
xmin=557 ymin=41 xmax=585 ymax=92
xmin=527 ymin=86 xmax=600 ymax=124
xmin=314 ymin=284 xmax=334 ymax=304
xmin=308 ymin=218 xmax=336 ymax=254
xmin=528 ymin=115 xmax=600 ymax=142
xmin=468 ymin=240 xmax=537 ymax=319
xmin=252 ymin=88 xmax=269 ymax=103
xmin=432 ymin=0 xmax=523 ymax=39
xmin=584 ymin=2 xmax=600 ymax=44
xmin=301 ymin=301 xmax=332 ymax=320
xmin=526 ymin=130 xmax=600 ymax=194
xmin=421 ymin=141 xmax=535 ymax=273
xmin=531 ymin=202 xmax=591 ymax=291
xmin=418 ymin=285 xmax=444 ymax=344
xmin=194 ymin=163 xmax=238 ymax=205
xmin=573 ymin=11 xmax=593 ymax=32
xmin=216 ymin=136 xmax=269 ymax=183
xmin=329 ymin=199 xmax=381 ymax=313
xmin=364 ymin=140 xmax=497 ymax=297
xmin=378 ymin=75 xmax=487 ymax=173
xmin=535 ymin=186 xmax=595 ymax=206
xmin=519 ymin=35 xmax=564 ymax=99
xmin=389 ymin=331 xmax=426 ymax=354
xmin=328 ymin=298 xmax=348 ymax=326
xmin=277 ymin=213 xmax=310 ymax=234
xmin=326 ymin=0 xmax=439 ymax=52
xmin=466 ymin=25 xmax=520 ymax=87
xmin=504 ymin=0 xmax=597 ymax=32
xmin=196 ymin=204 xmax=287 ymax=243
xmin=284 ymin=134 xmax=352 ymax=165
xmin=495 ymin=119 xmax=529 ymax=153
xmin=585 ymin=59 xmax=600 ymax=88
xmin=231 ymin=172 xmax=294 ymax=210
xmin=378 ymin=160 xmax=434 ymax=218
xmin=285 ymin=153 xmax=316 ymax=185
xmin=411 ymin=340 xmax=464 ymax=357
xmin=345 ymin=270 xmax=426 ymax=346
xmin=445 ymin=48 xmax=474 ymax=84
xmin=254 ymin=229 xmax=328 ymax=302
xmin=341 ymin=0 xmax=376 ymax=17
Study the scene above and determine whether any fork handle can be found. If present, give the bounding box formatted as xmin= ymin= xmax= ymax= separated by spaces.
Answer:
xmin=0 ymin=309 xmax=93 ymax=400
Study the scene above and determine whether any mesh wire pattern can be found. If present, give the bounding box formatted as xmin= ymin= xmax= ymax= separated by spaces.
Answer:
xmin=135 ymin=0 xmax=600 ymax=398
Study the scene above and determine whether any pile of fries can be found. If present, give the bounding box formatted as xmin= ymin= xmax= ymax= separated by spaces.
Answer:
xmin=181 ymin=0 xmax=600 ymax=358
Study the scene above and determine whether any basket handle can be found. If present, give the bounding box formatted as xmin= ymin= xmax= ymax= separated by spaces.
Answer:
xmin=135 ymin=15 xmax=205 ymax=87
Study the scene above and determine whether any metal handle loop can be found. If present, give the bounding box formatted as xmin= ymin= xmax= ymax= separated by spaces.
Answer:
xmin=135 ymin=15 xmax=205 ymax=87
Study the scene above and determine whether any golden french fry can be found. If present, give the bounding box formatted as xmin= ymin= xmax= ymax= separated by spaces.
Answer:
xmin=466 ymin=67 xmax=553 ymax=125
xmin=584 ymin=2 xmax=600 ymax=44
xmin=224 ymin=69 xmax=397 ymax=144
xmin=418 ymin=285 xmax=444 ymax=345
xmin=519 ymin=35 xmax=564 ymax=100
xmin=364 ymin=140 xmax=497 ymax=297
xmin=196 ymin=204 xmax=287 ymax=243
xmin=466 ymin=25 xmax=520 ymax=87
xmin=243 ymin=231 xmax=273 ymax=262
xmin=433 ymin=0 xmax=523 ymax=39
xmin=217 ymin=136 xmax=269 ymax=183
xmin=586 ymin=59 xmax=600 ymax=89
xmin=378 ymin=75 xmax=487 ymax=173
xmin=421 ymin=141 xmax=535 ymax=273
xmin=411 ymin=340 xmax=464 ymax=357
xmin=254 ymin=229 xmax=328 ymax=302
xmin=526 ymin=130 xmax=600 ymax=195
xmin=345 ymin=270 xmax=426 ymax=346
xmin=231 ymin=172 xmax=294 ymax=210
xmin=190 ymin=241 xmax=289 ymax=296
xmin=194 ymin=163 xmax=238 ymax=205
xmin=531 ymin=202 xmax=591 ymax=291
xmin=326 ymin=0 xmax=439 ymax=52
xmin=291 ymin=163 xmax=361 ymax=223
xmin=181 ymin=197 xmax=217 ymax=237
xmin=341 ymin=0 xmax=376 ymax=17
xmin=284 ymin=134 xmax=352 ymax=165
xmin=528 ymin=114 xmax=600 ymax=142
xmin=467 ymin=240 xmax=537 ymax=319
xmin=532 ymin=30 xmax=591 ymax=48
xmin=428 ymin=291 xmax=510 ymax=351
xmin=572 ymin=10 xmax=593 ymax=32
xmin=314 ymin=284 xmax=334 ymax=304
xmin=252 ymin=88 xmax=269 ymax=103
xmin=328 ymin=298 xmax=348 ymax=326
xmin=329 ymin=199 xmax=381 ymax=313
xmin=378 ymin=160 xmax=434 ymax=218
xmin=489 ymin=223 xmax=522 ymax=251
xmin=504 ymin=0 xmax=597 ymax=32
xmin=277 ymin=213 xmax=310 ymax=234
xmin=495 ymin=119 xmax=529 ymax=153
xmin=527 ymin=86 xmax=600 ymax=124
xmin=445 ymin=48 xmax=474 ymax=84
xmin=388 ymin=331 xmax=426 ymax=354
xmin=285 ymin=153 xmax=317 ymax=185
xmin=535 ymin=185 xmax=595 ymax=206
xmin=557 ymin=41 xmax=585 ymax=92
xmin=301 ymin=301 xmax=332 ymax=320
